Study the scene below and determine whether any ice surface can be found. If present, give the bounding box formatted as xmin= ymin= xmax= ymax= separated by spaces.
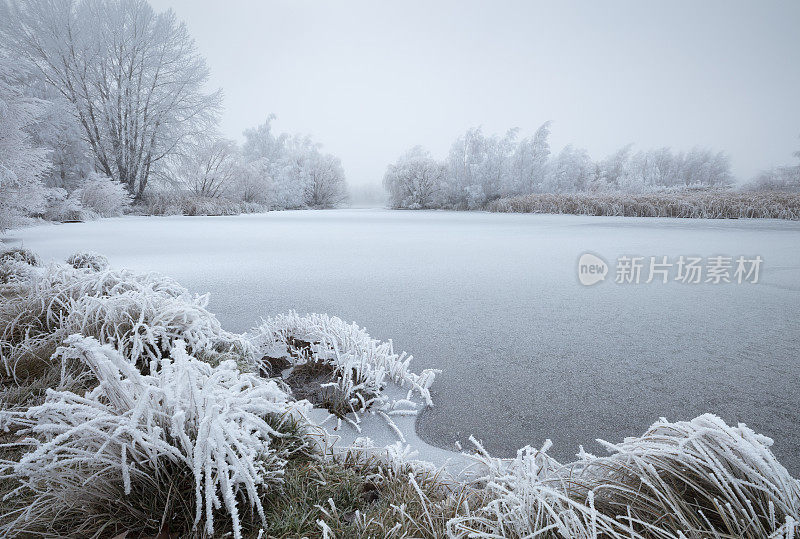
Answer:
xmin=308 ymin=384 xmax=473 ymax=477
xmin=8 ymin=209 xmax=800 ymax=473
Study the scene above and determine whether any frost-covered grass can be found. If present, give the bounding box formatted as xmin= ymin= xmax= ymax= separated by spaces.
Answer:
xmin=250 ymin=312 xmax=438 ymax=423
xmin=0 ymin=254 xmax=253 ymax=380
xmin=450 ymin=414 xmax=800 ymax=538
xmin=488 ymin=190 xmax=800 ymax=219
xmin=1 ymin=336 xmax=307 ymax=539
xmin=250 ymin=450 xmax=469 ymax=539
xmin=135 ymin=190 xmax=270 ymax=216
xmin=65 ymin=249 xmax=109 ymax=271
xmin=0 ymin=250 xmax=452 ymax=537
xmin=1 ymin=249 xmax=799 ymax=538
xmin=0 ymin=247 xmax=40 ymax=293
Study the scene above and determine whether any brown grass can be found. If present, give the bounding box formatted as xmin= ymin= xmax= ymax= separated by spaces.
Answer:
xmin=488 ymin=190 xmax=800 ymax=219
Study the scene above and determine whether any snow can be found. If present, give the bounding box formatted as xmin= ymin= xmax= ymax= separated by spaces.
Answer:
xmin=7 ymin=209 xmax=800 ymax=473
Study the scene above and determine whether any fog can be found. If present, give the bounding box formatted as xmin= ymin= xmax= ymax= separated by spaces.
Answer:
xmin=147 ymin=0 xmax=800 ymax=187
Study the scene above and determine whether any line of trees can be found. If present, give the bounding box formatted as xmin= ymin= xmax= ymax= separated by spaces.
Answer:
xmin=156 ymin=115 xmax=347 ymax=211
xmin=745 ymin=135 xmax=800 ymax=192
xmin=384 ymin=124 xmax=737 ymax=210
xmin=0 ymin=0 xmax=347 ymax=229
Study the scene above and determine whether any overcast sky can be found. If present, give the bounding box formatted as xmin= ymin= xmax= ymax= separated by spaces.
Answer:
xmin=149 ymin=0 xmax=800 ymax=187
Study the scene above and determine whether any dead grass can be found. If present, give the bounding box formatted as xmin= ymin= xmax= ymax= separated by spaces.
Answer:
xmin=247 ymin=452 xmax=474 ymax=539
xmin=488 ymin=190 xmax=800 ymax=219
xmin=284 ymin=359 xmax=380 ymax=419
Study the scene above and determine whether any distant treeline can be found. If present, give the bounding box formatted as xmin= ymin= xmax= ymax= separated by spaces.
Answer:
xmin=383 ymin=124 xmax=800 ymax=210
xmin=1 ymin=0 xmax=347 ymax=230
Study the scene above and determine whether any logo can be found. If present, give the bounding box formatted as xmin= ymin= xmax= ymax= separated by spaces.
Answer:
xmin=577 ymin=252 xmax=608 ymax=286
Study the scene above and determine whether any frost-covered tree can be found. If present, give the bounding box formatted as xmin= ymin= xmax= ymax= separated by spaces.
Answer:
xmin=545 ymin=145 xmax=595 ymax=193
xmin=26 ymin=92 xmax=92 ymax=190
xmin=385 ymin=125 xmax=736 ymax=209
xmin=746 ymin=137 xmax=800 ymax=192
xmin=0 ymin=55 xmax=50 ymax=230
xmin=682 ymin=148 xmax=732 ymax=187
xmin=478 ymin=128 xmax=519 ymax=201
xmin=628 ymin=147 xmax=677 ymax=188
xmin=2 ymin=0 xmax=223 ymax=200
xmin=273 ymin=134 xmax=318 ymax=209
xmin=442 ymin=127 xmax=518 ymax=208
xmin=442 ymin=127 xmax=481 ymax=208
xmin=8 ymin=66 xmax=125 ymax=219
xmin=169 ymin=137 xmax=242 ymax=199
xmin=242 ymin=115 xmax=289 ymax=166
xmin=510 ymin=121 xmax=551 ymax=195
xmin=303 ymin=152 xmax=347 ymax=208
xmin=624 ymin=147 xmax=732 ymax=189
xmin=384 ymin=146 xmax=445 ymax=209
xmin=241 ymin=116 xmax=291 ymax=207
xmin=597 ymin=144 xmax=634 ymax=190
xmin=242 ymin=116 xmax=347 ymax=209
xmin=746 ymin=167 xmax=800 ymax=192
xmin=233 ymin=163 xmax=271 ymax=204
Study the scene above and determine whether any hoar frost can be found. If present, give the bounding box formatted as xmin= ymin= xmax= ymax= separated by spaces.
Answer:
xmin=3 ymin=335 xmax=307 ymax=539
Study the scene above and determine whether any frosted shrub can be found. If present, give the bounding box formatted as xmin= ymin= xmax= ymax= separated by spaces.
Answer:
xmin=0 ymin=248 xmax=39 ymax=292
xmin=42 ymin=187 xmax=88 ymax=222
xmin=27 ymin=174 xmax=128 ymax=224
xmin=250 ymin=312 xmax=439 ymax=421
xmin=1 ymin=335 xmax=308 ymax=538
xmin=181 ymin=195 xmax=251 ymax=216
xmin=135 ymin=189 xmax=269 ymax=216
xmin=1 ymin=262 xmax=254 ymax=377
xmin=136 ymin=189 xmax=184 ymax=215
xmin=65 ymin=250 xmax=109 ymax=271
xmin=0 ymin=259 xmax=33 ymax=290
xmin=0 ymin=248 xmax=40 ymax=267
xmin=447 ymin=414 xmax=800 ymax=538
xmin=74 ymin=173 xmax=131 ymax=217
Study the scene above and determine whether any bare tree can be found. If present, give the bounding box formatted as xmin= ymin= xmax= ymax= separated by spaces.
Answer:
xmin=2 ymin=0 xmax=222 ymax=200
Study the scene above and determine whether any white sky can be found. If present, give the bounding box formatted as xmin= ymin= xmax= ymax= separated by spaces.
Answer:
xmin=149 ymin=0 xmax=800 ymax=187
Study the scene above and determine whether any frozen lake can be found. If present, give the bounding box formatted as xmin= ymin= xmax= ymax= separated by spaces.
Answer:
xmin=9 ymin=209 xmax=800 ymax=472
